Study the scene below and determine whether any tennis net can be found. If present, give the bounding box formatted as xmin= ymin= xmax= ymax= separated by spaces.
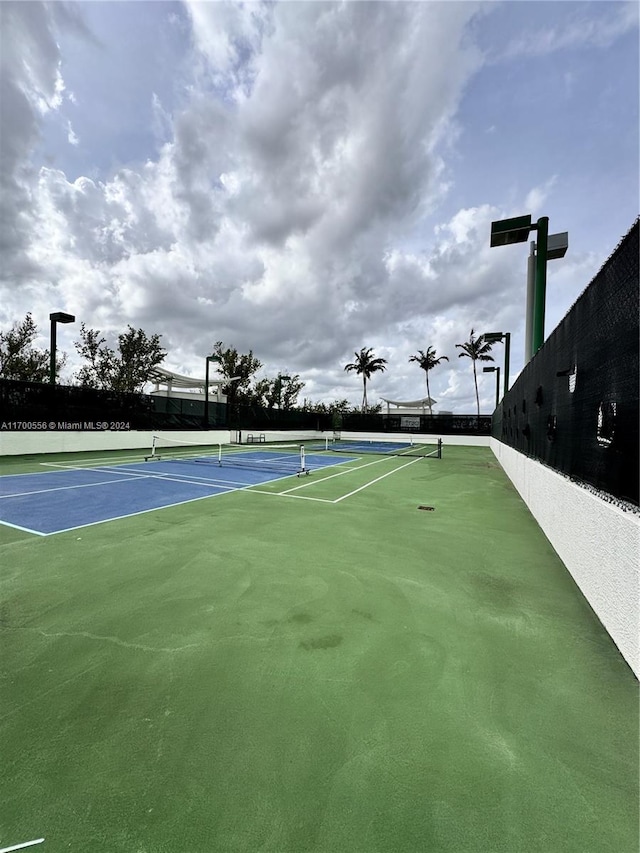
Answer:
xmin=326 ymin=436 xmax=442 ymax=458
xmin=145 ymin=436 xmax=309 ymax=475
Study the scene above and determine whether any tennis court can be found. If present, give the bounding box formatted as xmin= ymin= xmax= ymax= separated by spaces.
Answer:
xmin=1 ymin=441 xmax=637 ymax=852
xmin=0 ymin=442 xmax=353 ymax=535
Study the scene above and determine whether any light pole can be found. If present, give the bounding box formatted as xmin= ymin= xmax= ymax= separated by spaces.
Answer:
xmin=483 ymin=366 xmax=500 ymax=410
xmin=49 ymin=312 xmax=75 ymax=384
xmin=482 ymin=331 xmax=511 ymax=398
xmin=204 ymin=355 xmax=222 ymax=429
xmin=490 ymin=215 xmax=567 ymax=360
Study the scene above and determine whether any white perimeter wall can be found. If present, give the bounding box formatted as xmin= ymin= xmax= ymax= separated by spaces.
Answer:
xmin=0 ymin=429 xmax=489 ymax=457
xmin=0 ymin=430 xmax=231 ymax=456
xmin=340 ymin=432 xmax=490 ymax=447
xmin=491 ymin=438 xmax=640 ymax=678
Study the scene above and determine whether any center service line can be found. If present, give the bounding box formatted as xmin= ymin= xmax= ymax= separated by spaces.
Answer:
xmin=333 ymin=456 xmax=423 ymax=503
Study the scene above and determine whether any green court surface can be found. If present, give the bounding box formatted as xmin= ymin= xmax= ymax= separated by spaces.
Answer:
xmin=1 ymin=445 xmax=638 ymax=852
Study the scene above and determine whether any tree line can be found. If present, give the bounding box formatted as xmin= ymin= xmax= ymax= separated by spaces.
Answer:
xmin=0 ymin=314 xmax=495 ymax=415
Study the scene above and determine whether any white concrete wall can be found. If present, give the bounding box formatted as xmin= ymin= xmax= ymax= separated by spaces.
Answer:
xmin=0 ymin=430 xmax=230 ymax=456
xmin=491 ymin=438 xmax=640 ymax=678
xmin=342 ymin=431 xmax=490 ymax=447
xmin=0 ymin=428 xmax=489 ymax=456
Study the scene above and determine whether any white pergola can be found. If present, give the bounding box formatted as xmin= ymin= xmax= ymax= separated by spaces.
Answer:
xmin=380 ymin=396 xmax=437 ymax=415
xmin=148 ymin=366 xmax=228 ymax=403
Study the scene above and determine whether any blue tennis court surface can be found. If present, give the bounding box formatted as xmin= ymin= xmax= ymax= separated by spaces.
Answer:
xmin=333 ymin=440 xmax=414 ymax=453
xmin=0 ymin=452 xmax=352 ymax=536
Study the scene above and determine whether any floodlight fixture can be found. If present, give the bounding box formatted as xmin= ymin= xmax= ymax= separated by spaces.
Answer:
xmin=547 ymin=232 xmax=569 ymax=261
xmin=49 ymin=311 xmax=75 ymax=384
xmin=489 ymin=215 xmax=532 ymax=247
xmin=490 ymin=214 xmax=568 ymax=360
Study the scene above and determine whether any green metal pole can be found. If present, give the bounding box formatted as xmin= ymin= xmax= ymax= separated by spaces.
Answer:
xmin=532 ymin=216 xmax=549 ymax=354
xmin=49 ymin=320 xmax=57 ymax=384
xmin=503 ymin=332 xmax=511 ymax=397
xmin=525 ymin=242 xmax=536 ymax=362
xmin=204 ymin=358 xmax=210 ymax=429
xmin=495 ymin=367 xmax=500 ymax=409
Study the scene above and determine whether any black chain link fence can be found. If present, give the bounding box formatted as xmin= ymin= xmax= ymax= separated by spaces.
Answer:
xmin=492 ymin=219 xmax=639 ymax=505
xmin=1 ymin=381 xmax=493 ymax=437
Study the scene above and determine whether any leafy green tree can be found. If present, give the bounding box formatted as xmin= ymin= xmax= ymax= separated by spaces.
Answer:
xmin=344 ymin=347 xmax=387 ymax=412
xmin=74 ymin=324 xmax=166 ymax=392
xmin=0 ymin=313 xmax=63 ymax=382
xmin=242 ymin=372 xmax=306 ymax=410
xmin=277 ymin=374 xmax=305 ymax=410
xmin=408 ymin=347 xmax=449 ymax=415
xmin=455 ymin=329 xmax=494 ymax=417
xmin=300 ymin=398 xmax=355 ymax=415
xmin=211 ymin=341 xmax=262 ymax=407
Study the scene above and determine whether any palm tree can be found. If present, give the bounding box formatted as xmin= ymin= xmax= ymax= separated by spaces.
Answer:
xmin=455 ymin=329 xmax=494 ymax=417
xmin=344 ymin=347 xmax=387 ymax=412
xmin=408 ymin=347 xmax=449 ymax=415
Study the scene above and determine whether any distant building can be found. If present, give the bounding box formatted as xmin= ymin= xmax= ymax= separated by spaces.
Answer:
xmin=148 ymin=366 xmax=228 ymax=404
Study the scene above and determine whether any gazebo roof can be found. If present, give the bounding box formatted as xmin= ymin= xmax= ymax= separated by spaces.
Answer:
xmin=148 ymin=366 xmax=225 ymax=389
xmin=380 ymin=396 xmax=437 ymax=407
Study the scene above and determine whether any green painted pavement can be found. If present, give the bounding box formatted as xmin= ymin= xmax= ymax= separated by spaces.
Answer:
xmin=1 ymin=446 xmax=637 ymax=852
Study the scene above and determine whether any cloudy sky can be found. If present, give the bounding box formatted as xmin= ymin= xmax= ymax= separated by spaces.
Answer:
xmin=0 ymin=0 xmax=638 ymax=412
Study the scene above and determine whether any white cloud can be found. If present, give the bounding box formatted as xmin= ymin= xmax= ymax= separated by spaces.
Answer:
xmin=524 ymin=177 xmax=557 ymax=216
xmin=496 ymin=1 xmax=638 ymax=61
xmin=67 ymin=121 xmax=79 ymax=146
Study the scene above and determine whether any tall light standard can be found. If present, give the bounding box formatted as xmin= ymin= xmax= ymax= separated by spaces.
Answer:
xmin=482 ymin=331 xmax=511 ymax=398
xmin=483 ymin=366 xmax=500 ymax=410
xmin=490 ymin=215 xmax=567 ymax=360
xmin=204 ymin=354 xmax=222 ymax=429
xmin=49 ymin=312 xmax=75 ymax=384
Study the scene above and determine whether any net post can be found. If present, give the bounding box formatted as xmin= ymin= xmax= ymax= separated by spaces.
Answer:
xmin=218 ymin=444 xmax=223 ymax=466
xmin=144 ymin=435 xmax=158 ymax=461
xmin=438 ymin=438 xmax=443 ymax=458
xmin=300 ymin=445 xmax=305 ymax=472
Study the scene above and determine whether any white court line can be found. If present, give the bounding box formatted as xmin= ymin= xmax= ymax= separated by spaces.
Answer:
xmin=0 ymin=840 xmax=44 ymax=853
xmin=44 ymin=463 xmax=239 ymax=491
xmin=247 ymin=456 xmax=417 ymax=504
xmin=247 ymin=490 xmax=335 ymax=503
xmin=334 ymin=455 xmax=422 ymax=502
xmin=0 ymin=519 xmax=46 ymax=536
xmin=279 ymin=456 xmax=390 ymax=494
xmin=40 ymin=487 xmax=238 ymax=536
xmin=46 ymin=461 xmax=296 ymax=490
xmin=0 ymin=474 xmax=146 ymax=499
xmin=41 ymin=451 xmax=151 ymax=467
xmin=34 ymin=465 xmax=300 ymax=535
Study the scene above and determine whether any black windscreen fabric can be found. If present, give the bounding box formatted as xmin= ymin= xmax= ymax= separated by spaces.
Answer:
xmin=492 ymin=219 xmax=639 ymax=505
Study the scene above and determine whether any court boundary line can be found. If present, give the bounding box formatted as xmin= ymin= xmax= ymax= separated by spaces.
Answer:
xmin=44 ymin=461 xmax=303 ymax=489
xmin=0 ymin=518 xmax=47 ymax=536
xmin=278 ymin=456 xmax=390 ymax=493
xmin=0 ymin=840 xmax=45 ymax=853
xmin=0 ymin=452 xmax=425 ymax=534
xmin=1 ymin=473 xmax=150 ymax=500
xmin=32 ymin=487 xmax=239 ymax=536
xmin=41 ymin=462 xmax=264 ymax=490
xmin=0 ymin=460 xmax=320 ymax=535
xmin=248 ymin=455 xmax=423 ymax=504
xmin=334 ymin=455 xmax=422 ymax=501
